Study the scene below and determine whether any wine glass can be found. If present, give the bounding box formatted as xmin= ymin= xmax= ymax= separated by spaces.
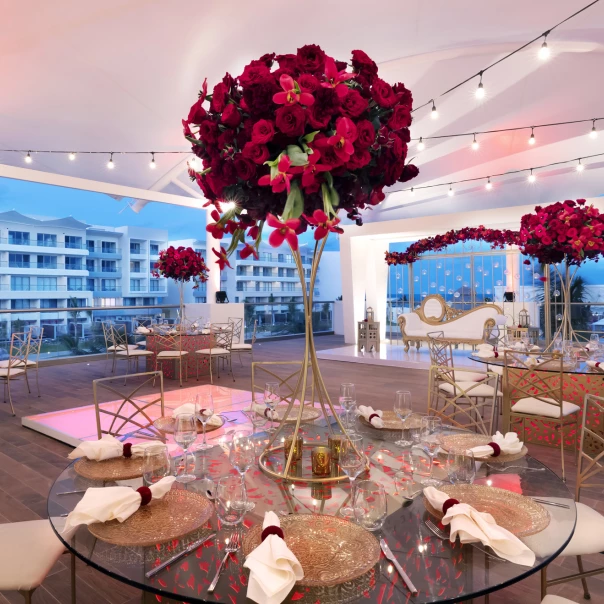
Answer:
xmin=339 ymin=383 xmax=356 ymax=432
xmin=215 ymin=475 xmax=248 ymax=526
xmin=408 ymin=413 xmax=425 ymax=446
xmin=338 ymin=434 xmax=365 ymax=518
xmin=229 ymin=434 xmax=256 ymax=512
xmin=174 ymin=413 xmax=197 ymax=483
xmin=354 ymin=481 xmax=387 ymax=531
xmin=446 ymin=447 xmax=476 ymax=485
xmin=393 ymin=390 xmax=413 ymax=447
xmin=264 ymin=382 xmax=280 ymax=433
xmin=590 ymin=333 xmax=600 ymax=354
xmin=420 ymin=416 xmax=443 ymax=487
xmin=394 ymin=449 xmax=415 ymax=497
xmin=242 ymin=408 xmax=267 ymax=435
xmin=196 ymin=393 xmax=215 ymax=451
xmin=142 ymin=444 xmax=171 ymax=486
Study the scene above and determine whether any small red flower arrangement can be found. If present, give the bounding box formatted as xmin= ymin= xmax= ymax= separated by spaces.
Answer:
xmin=384 ymin=226 xmax=520 ymax=265
xmin=152 ymin=246 xmax=209 ymax=289
xmin=519 ymin=199 xmax=604 ymax=265
xmin=183 ymin=45 xmax=419 ymax=266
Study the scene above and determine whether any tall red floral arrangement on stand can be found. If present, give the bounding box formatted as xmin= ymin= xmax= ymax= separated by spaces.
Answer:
xmin=182 ymin=45 xmax=419 ymax=482
xmin=152 ymin=246 xmax=209 ymax=324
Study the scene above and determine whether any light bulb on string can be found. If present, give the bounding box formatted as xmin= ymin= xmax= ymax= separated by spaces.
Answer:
xmin=107 ymin=153 xmax=115 ymax=170
xmin=538 ymin=33 xmax=550 ymax=60
xmin=528 ymin=169 xmax=536 ymax=183
xmin=529 ymin=128 xmax=536 ymax=145
xmin=417 ymin=137 xmax=425 ymax=151
xmin=24 ymin=151 xmax=32 ymax=164
xmin=576 ymin=159 xmax=584 ymax=172
xmin=475 ymin=72 xmax=485 ymax=99
xmin=590 ymin=120 xmax=598 ymax=139
xmin=149 ymin=153 xmax=157 ymax=169
xmin=68 ymin=152 xmax=76 ymax=161
xmin=471 ymin=134 xmax=479 ymax=151
xmin=485 ymin=177 xmax=492 ymax=190
xmin=447 ymin=184 xmax=454 ymax=197
xmin=431 ymin=100 xmax=438 ymax=120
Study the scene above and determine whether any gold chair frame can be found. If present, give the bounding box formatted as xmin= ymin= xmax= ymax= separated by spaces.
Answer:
xmin=93 ymin=371 xmax=164 ymax=440
xmin=1 ymin=332 xmax=30 ymax=415
xmin=228 ymin=317 xmax=243 ymax=343
xmin=112 ymin=324 xmax=153 ymax=375
xmin=541 ymin=393 xmax=604 ymax=600
xmin=22 ymin=332 xmax=42 ymax=397
xmin=153 ymin=332 xmax=188 ymax=387
xmin=231 ymin=319 xmax=257 ymax=366
xmin=505 ymin=351 xmax=579 ymax=481
xmin=251 ymin=361 xmax=315 ymax=407
xmin=195 ymin=323 xmax=235 ymax=384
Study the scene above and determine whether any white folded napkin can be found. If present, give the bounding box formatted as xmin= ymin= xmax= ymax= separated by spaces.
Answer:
xmin=476 ymin=344 xmax=499 ymax=359
xmin=136 ymin=326 xmax=150 ymax=334
xmin=244 ymin=511 xmax=303 ymax=604
xmin=424 ymin=487 xmax=535 ymax=566
xmin=253 ymin=402 xmax=277 ymax=420
xmin=357 ymin=405 xmax=384 ymax=429
xmin=62 ymin=475 xmax=175 ymax=539
xmin=586 ymin=360 xmax=603 ymax=371
xmin=469 ymin=432 xmax=524 ymax=459
xmin=172 ymin=403 xmax=222 ymax=426
xmin=67 ymin=434 xmax=164 ymax=461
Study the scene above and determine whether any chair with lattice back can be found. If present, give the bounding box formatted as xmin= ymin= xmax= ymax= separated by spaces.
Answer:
xmin=505 ymin=351 xmax=580 ymax=481
xmin=231 ymin=319 xmax=257 ymax=366
xmin=93 ymin=371 xmax=164 ymax=440
xmin=195 ymin=323 xmax=235 ymax=383
xmin=112 ymin=323 xmax=154 ymax=375
xmin=540 ymin=393 xmax=604 ymax=601
xmin=0 ymin=332 xmax=30 ymax=415
xmin=153 ymin=332 xmax=188 ymax=387
xmin=250 ymin=361 xmax=315 ymax=411
xmin=228 ymin=317 xmax=243 ymax=344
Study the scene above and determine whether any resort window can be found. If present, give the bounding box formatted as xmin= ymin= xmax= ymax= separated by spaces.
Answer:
xmin=130 ymin=279 xmax=143 ymax=291
xmin=11 ymin=276 xmax=30 ymax=291
xmin=86 ymin=240 xmax=95 ymax=252
xmin=37 ymin=255 xmax=57 ymax=269
xmin=130 ymin=261 xmax=141 ymax=273
xmin=11 ymin=299 xmax=30 ymax=309
xmin=37 ymin=233 xmax=57 ymax=247
xmin=65 ymin=257 xmax=82 ymax=270
xmin=86 ymin=259 xmax=95 ymax=271
xmin=9 ymin=253 xmax=30 ymax=268
xmin=65 ymin=236 xmax=82 ymax=249
xmin=102 ymin=279 xmax=117 ymax=291
xmin=37 ymin=277 xmax=57 ymax=291
xmin=8 ymin=231 xmax=30 ymax=245
xmin=101 ymin=260 xmax=116 ymax=273
xmin=130 ymin=242 xmax=141 ymax=254
xmin=67 ymin=277 xmax=83 ymax=291
xmin=40 ymin=299 xmax=59 ymax=309
xmin=150 ymin=243 xmax=159 ymax=254
xmin=102 ymin=241 xmax=116 ymax=253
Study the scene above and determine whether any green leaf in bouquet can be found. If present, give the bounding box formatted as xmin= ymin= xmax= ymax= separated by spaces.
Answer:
xmin=282 ymin=181 xmax=304 ymax=220
xmin=286 ymin=145 xmax=308 ymax=166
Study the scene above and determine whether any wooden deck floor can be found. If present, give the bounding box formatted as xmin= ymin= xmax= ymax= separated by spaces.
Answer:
xmin=0 ymin=335 xmax=601 ymax=604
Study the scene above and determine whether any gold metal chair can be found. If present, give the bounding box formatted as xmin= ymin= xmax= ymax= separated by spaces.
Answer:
xmin=0 ymin=331 xmax=41 ymax=397
xmin=0 ymin=332 xmax=30 ymax=415
xmin=112 ymin=324 xmax=154 ymax=374
xmin=427 ymin=331 xmax=488 ymax=383
xmin=250 ymin=360 xmax=314 ymax=407
xmin=93 ymin=371 xmax=164 ymax=440
xmin=195 ymin=323 xmax=235 ymax=384
xmin=541 ymin=393 xmax=604 ymax=600
xmin=230 ymin=319 xmax=257 ymax=366
xmin=505 ymin=351 xmax=580 ymax=481
xmin=228 ymin=316 xmax=244 ymax=343
xmin=153 ymin=332 xmax=189 ymax=387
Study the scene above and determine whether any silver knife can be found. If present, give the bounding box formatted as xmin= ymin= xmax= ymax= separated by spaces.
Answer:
xmin=380 ymin=539 xmax=418 ymax=596
xmin=145 ymin=533 xmax=216 ymax=578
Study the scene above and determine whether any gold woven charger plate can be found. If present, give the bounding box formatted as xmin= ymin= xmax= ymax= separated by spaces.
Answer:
xmin=242 ymin=514 xmax=380 ymax=587
xmin=154 ymin=415 xmax=224 ymax=435
xmin=273 ymin=405 xmax=321 ymax=424
xmin=359 ymin=410 xmax=402 ymax=430
xmin=88 ymin=489 xmax=214 ymax=546
xmin=424 ymin=484 xmax=550 ymax=537
xmin=74 ymin=456 xmax=144 ymax=481
xmin=439 ymin=433 xmax=528 ymax=464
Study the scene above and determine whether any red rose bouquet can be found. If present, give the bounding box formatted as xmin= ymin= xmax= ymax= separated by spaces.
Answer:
xmin=519 ymin=199 xmax=604 ymax=265
xmin=183 ymin=45 xmax=419 ymax=261
xmin=152 ymin=246 xmax=209 ymax=289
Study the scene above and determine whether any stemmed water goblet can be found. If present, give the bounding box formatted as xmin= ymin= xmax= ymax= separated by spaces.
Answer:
xmin=338 ymin=434 xmax=365 ymax=518
xmin=420 ymin=416 xmax=443 ymax=487
xmin=264 ymin=382 xmax=280 ymax=433
xmin=354 ymin=481 xmax=387 ymax=531
xmin=228 ymin=434 xmax=256 ymax=512
xmin=242 ymin=408 xmax=267 ymax=435
xmin=393 ymin=390 xmax=413 ymax=447
xmin=590 ymin=333 xmax=600 ymax=355
xmin=446 ymin=447 xmax=476 ymax=485
xmin=196 ymin=393 xmax=215 ymax=450
xmin=215 ymin=475 xmax=248 ymax=527
xmin=174 ymin=413 xmax=197 ymax=483
xmin=142 ymin=444 xmax=171 ymax=486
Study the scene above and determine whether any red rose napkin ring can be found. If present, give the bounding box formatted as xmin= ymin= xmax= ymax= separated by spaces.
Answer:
xmin=368 ymin=413 xmax=380 ymax=423
xmin=487 ymin=442 xmax=501 ymax=457
xmin=136 ymin=486 xmax=152 ymax=506
xmin=122 ymin=443 xmax=133 ymax=458
xmin=261 ymin=525 xmax=285 ymax=541
xmin=442 ymin=498 xmax=460 ymax=514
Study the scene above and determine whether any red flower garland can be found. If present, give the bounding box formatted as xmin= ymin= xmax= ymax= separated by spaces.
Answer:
xmin=183 ymin=45 xmax=419 ymax=261
xmin=384 ymin=226 xmax=520 ymax=265
xmin=519 ymin=199 xmax=604 ymax=265
xmin=152 ymin=246 xmax=209 ymax=289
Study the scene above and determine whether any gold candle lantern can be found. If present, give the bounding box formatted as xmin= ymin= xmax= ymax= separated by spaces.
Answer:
xmin=311 ymin=482 xmax=332 ymax=500
xmin=311 ymin=446 xmax=331 ymax=476
xmin=284 ymin=434 xmax=303 ymax=462
xmin=328 ymin=434 xmax=344 ymax=461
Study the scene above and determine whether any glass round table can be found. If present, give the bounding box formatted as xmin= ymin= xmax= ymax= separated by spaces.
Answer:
xmin=47 ymin=417 xmax=576 ymax=604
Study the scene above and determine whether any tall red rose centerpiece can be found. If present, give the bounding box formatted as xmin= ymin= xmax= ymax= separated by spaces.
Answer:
xmin=183 ymin=45 xmax=419 ymax=482
xmin=152 ymin=246 xmax=209 ymax=325
xmin=519 ymin=199 xmax=604 ymax=344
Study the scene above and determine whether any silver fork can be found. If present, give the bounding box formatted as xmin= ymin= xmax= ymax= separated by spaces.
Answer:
xmin=425 ymin=519 xmax=507 ymax=562
xmin=207 ymin=531 xmax=240 ymax=593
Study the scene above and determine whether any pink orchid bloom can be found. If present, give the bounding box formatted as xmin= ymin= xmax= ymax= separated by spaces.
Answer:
xmin=239 ymin=243 xmax=259 ymax=260
xmin=303 ymin=209 xmax=343 ymax=240
xmin=273 ymin=74 xmax=315 ymax=106
xmin=267 ymin=214 xmax=300 ymax=251
xmin=290 ymin=150 xmax=330 ymax=189
xmin=212 ymin=246 xmax=232 ymax=270
xmin=327 ymin=117 xmax=358 ymax=162
xmin=258 ymin=154 xmax=294 ymax=194
xmin=321 ymin=57 xmax=354 ymax=98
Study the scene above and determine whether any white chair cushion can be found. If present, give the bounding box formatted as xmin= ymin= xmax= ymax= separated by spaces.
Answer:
xmin=560 ymin=502 xmax=604 ymax=556
xmin=231 ymin=343 xmax=252 ymax=350
xmin=156 ymin=350 xmax=188 ymax=358
xmin=0 ymin=359 xmax=36 ymax=368
xmin=512 ymin=397 xmax=580 ymax=419
xmin=487 ymin=364 xmax=504 ymax=376
xmin=0 ymin=520 xmax=65 ymax=591
xmin=108 ymin=344 xmax=139 ymax=352
xmin=116 ymin=349 xmax=154 ymax=357
xmin=0 ymin=367 xmax=25 ymax=377
xmin=542 ymin=596 xmax=580 ymax=604
xmin=438 ymin=381 xmax=502 ymax=397
xmin=196 ymin=347 xmax=230 ymax=355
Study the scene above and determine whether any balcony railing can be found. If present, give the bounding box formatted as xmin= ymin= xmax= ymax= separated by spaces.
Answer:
xmin=0 ymin=238 xmax=87 ymax=249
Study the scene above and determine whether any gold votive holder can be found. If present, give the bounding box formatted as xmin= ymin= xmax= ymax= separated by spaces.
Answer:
xmin=311 ymin=482 xmax=332 ymax=500
xmin=284 ymin=434 xmax=303 ymax=462
xmin=328 ymin=434 xmax=344 ymax=461
xmin=311 ymin=446 xmax=331 ymax=476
